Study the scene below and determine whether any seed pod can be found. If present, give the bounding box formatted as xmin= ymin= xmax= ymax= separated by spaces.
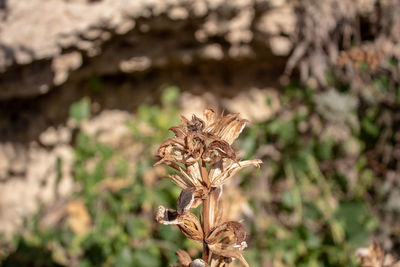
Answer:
xmin=177 ymin=187 xmax=204 ymax=215
xmin=176 ymin=250 xmax=192 ymax=267
xmin=155 ymin=205 xmax=179 ymax=225
xmin=177 ymin=212 xmax=204 ymax=243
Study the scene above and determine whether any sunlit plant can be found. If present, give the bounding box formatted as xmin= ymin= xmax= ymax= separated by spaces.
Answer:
xmin=154 ymin=109 xmax=261 ymax=267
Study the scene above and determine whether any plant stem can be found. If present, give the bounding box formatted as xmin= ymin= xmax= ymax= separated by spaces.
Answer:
xmin=201 ymin=161 xmax=210 ymax=263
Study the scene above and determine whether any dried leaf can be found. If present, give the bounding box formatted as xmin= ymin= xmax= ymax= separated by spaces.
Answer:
xmin=67 ymin=199 xmax=91 ymax=235
xmin=96 ymin=177 xmax=131 ymax=193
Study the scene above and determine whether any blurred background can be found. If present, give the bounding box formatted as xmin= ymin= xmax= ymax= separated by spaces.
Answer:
xmin=0 ymin=0 xmax=400 ymax=266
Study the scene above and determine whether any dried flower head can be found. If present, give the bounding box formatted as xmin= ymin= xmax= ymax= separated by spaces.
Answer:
xmin=154 ymin=109 xmax=261 ymax=266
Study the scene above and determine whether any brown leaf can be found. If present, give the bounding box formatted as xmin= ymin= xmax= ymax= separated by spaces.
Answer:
xmin=67 ymin=199 xmax=91 ymax=235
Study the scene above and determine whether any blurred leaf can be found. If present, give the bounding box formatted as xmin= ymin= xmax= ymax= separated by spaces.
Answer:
xmin=161 ymin=86 xmax=180 ymax=106
xmin=116 ymin=247 xmax=133 ymax=267
xmin=69 ymin=97 xmax=91 ymax=122
xmin=132 ymin=248 xmax=160 ymax=267
xmin=126 ymin=216 xmax=150 ymax=239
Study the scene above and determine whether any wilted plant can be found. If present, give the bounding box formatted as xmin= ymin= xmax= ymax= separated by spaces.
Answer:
xmin=154 ymin=109 xmax=261 ymax=267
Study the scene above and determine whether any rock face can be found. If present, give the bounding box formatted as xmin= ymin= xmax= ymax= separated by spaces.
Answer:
xmin=0 ymin=0 xmax=295 ymax=100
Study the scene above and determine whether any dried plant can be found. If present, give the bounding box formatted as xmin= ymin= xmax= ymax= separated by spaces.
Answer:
xmin=154 ymin=109 xmax=261 ymax=267
xmin=356 ymin=241 xmax=400 ymax=267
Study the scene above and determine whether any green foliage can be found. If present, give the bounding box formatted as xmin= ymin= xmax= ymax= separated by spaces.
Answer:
xmin=3 ymin=88 xmax=185 ymax=267
xmin=3 ymin=78 xmax=398 ymax=266
xmin=240 ymin=84 xmax=382 ymax=266
xmin=69 ymin=97 xmax=91 ymax=122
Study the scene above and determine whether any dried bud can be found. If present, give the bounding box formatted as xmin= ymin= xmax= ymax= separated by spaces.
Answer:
xmin=155 ymin=205 xmax=179 ymax=225
xmin=205 ymin=221 xmax=248 ymax=267
xmin=189 ymin=259 xmax=208 ymax=267
xmin=202 ymin=140 xmax=236 ymax=164
xmin=207 ymin=242 xmax=249 ymax=267
xmin=177 ymin=212 xmax=204 ymax=243
xmin=207 ymin=221 xmax=247 ymax=245
xmin=176 ymin=250 xmax=192 ymax=267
